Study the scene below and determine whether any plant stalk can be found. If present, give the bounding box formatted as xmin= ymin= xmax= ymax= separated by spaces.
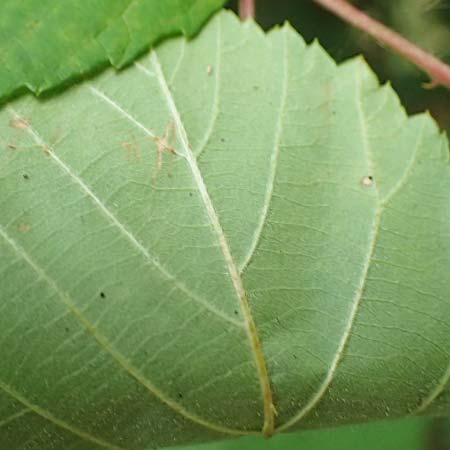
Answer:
xmin=313 ymin=0 xmax=450 ymax=89
xmin=239 ymin=0 xmax=255 ymax=21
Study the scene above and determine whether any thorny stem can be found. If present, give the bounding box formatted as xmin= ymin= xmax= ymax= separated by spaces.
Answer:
xmin=313 ymin=0 xmax=450 ymax=89
xmin=239 ymin=0 xmax=255 ymax=21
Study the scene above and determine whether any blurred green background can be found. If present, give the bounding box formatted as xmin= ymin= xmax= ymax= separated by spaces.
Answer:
xmin=168 ymin=1 xmax=450 ymax=449
xmin=228 ymin=0 xmax=450 ymax=134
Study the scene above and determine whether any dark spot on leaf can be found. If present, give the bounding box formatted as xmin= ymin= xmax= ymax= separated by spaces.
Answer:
xmin=23 ymin=174 xmax=29 ymax=180
xmin=7 ymin=144 xmax=17 ymax=150
xmin=253 ymin=85 xmax=259 ymax=91
xmin=220 ymin=138 xmax=225 ymax=143
xmin=100 ymin=292 xmax=106 ymax=299
xmin=178 ymin=393 xmax=183 ymax=399
xmin=65 ymin=327 xmax=70 ymax=333
xmin=189 ymin=192 xmax=193 ymax=197
xmin=234 ymin=310 xmax=238 ymax=315
xmin=293 ymin=354 xmax=297 ymax=359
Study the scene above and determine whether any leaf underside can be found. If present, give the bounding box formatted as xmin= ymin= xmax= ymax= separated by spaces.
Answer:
xmin=0 ymin=0 xmax=226 ymax=103
xmin=0 ymin=10 xmax=449 ymax=450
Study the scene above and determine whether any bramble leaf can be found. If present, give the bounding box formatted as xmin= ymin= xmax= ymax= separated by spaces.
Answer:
xmin=0 ymin=11 xmax=449 ymax=450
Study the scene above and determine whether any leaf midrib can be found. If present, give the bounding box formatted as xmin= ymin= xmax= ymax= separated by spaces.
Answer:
xmin=148 ymin=49 xmax=275 ymax=436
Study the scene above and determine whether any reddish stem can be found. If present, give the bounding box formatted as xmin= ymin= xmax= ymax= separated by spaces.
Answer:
xmin=313 ymin=0 xmax=450 ymax=89
xmin=239 ymin=0 xmax=255 ymax=21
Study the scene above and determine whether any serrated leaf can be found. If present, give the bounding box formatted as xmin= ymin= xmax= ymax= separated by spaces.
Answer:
xmin=0 ymin=0 xmax=226 ymax=103
xmin=0 ymin=10 xmax=449 ymax=450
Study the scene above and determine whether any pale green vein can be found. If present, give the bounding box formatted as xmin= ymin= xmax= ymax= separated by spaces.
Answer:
xmin=0 ymin=224 xmax=250 ymax=437
xmin=147 ymin=50 xmax=275 ymax=436
xmin=413 ymin=361 xmax=450 ymax=414
xmin=168 ymin=39 xmax=186 ymax=86
xmin=6 ymin=105 xmax=240 ymax=328
xmin=0 ymin=380 xmax=124 ymax=450
xmin=277 ymin=210 xmax=383 ymax=432
xmin=239 ymin=26 xmax=289 ymax=274
xmin=0 ymin=409 xmax=29 ymax=428
xmin=381 ymin=120 xmax=426 ymax=205
xmin=194 ymin=16 xmax=221 ymax=158
xmin=277 ymin=61 xmax=380 ymax=432
xmin=276 ymin=64 xmax=438 ymax=433
xmin=87 ymin=86 xmax=157 ymax=140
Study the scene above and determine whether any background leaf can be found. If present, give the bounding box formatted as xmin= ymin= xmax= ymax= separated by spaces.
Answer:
xmin=0 ymin=10 xmax=449 ymax=450
xmin=170 ymin=418 xmax=433 ymax=450
xmin=0 ymin=0 xmax=226 ymax=103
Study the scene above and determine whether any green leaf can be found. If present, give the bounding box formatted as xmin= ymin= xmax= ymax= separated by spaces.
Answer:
xmin=171 ymin=417 xmax=432 ymax=450
xmin=0 ymin=0 xmax=226 ymax=102
xmin=1 ymin=10 xmax=449 ymax=450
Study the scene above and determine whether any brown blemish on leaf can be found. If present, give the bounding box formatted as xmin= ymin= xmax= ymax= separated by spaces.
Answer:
xmin=42 ymin=146 xmax=51 ymax=156
xmin=9 ymin=118 xmax=29 ymax=130
xmin=153 ymin=121 xmax=178 ymax=171
xmin=361 ymin=175 xmax=374 ymax=187
xmin=7 ymin=144 xmax=17 ymax=150
xmin=18 ymin=223 xmax=31 ymax=233
xmin=121 ymin=137 xmax=140 ymax=162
